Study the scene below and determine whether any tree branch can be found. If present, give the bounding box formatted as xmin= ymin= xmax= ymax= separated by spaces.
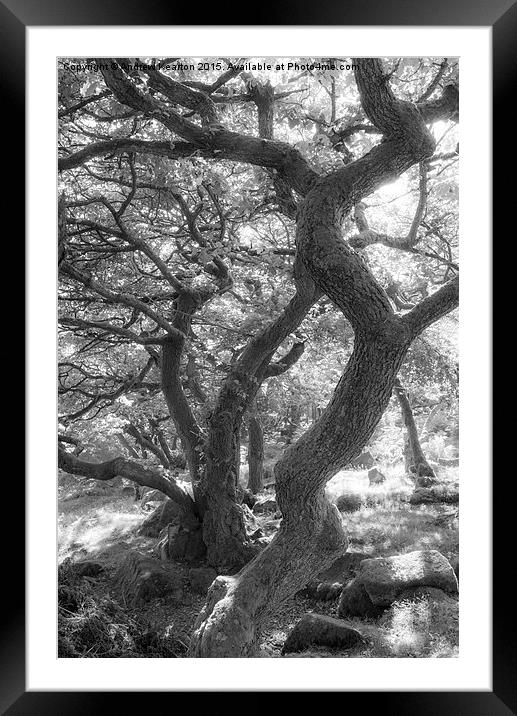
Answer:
xmin=58 ymin=446 xmax=194 ymax=510
xmin=264 ymin=341 xmax=305 ymax=378
xmin=350 ymin=161 xmax=428 ymax=251
xmin=60 ymin=260 xmax=184 ymax=339
xmin=402 ymin=275 xmax=459 ymax=337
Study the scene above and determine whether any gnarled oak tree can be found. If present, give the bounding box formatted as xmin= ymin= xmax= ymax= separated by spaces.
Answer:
xmin=58 ymin=57 xmax=458 ymax=656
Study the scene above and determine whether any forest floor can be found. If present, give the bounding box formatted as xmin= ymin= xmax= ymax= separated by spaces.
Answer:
xmin=58 ymin=465 xmax=459 ymax=658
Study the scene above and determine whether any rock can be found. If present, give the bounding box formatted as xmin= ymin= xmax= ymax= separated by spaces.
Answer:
xmin=368 ymin=467 xmax=386 ymax=485
xmin=114 ymin=551 xmax=183 ymax=605
xmin=282 ymin=613 xmax=365 ymax=654
xmin=138 ymin=500 xmax=185 ymax=537
xmin=252 ymin=497 xmax=278 ymax=514
xmin=338 ymin=579 xmax=385 ymax=618
xmin=141 ymin=501 xmax=206 ymax=563
xmin=348 ymin=451 xmax=375 ymax=469
xmin=396 ymin=586 xmax=451 ymax=603
xmin=415 ymin=475 xmax=438 ymax=488
xmin=354 ymin=550 xmax=458 ymax=607
xmin=335 ymin=493 xmax=362 ymax=513
xmin=410 ymin=486 xmax=459 ymax=505
xmin=71 ymin=560 xmax=104 ymax=578
xmin=189 ymin=567 xmax=218 ymax=595
xmin=301 ymin=552 xmax=367 ymax=601
xmin=237 ymin=485 xmax=256 ymax=508
xmin=167 ymin=526 xmax=206 ymax=562
xmin=141 ymin=489 xmax=167 ymax=507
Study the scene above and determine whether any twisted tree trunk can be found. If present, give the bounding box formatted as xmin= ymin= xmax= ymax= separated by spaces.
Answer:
xmin=189 ymin=58 xmax=458 ymax=657
xmin=200 ymin=277 xmax=319 ymax=571
xmin=59 ymin=57 xmax=458 ymax=596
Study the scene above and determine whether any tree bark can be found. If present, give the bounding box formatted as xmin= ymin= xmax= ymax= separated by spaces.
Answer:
xmin=393 ymin=378 xmax=436 ymax=478
xmin=199 ymin=275 xmax=319 ymax=571
xmin=190 ymin=332 xmax=409 ymax=656
xmin=247 ymin=410 xmax=264 ymax=495
xmin=160 ymin=292 xmax=206 ymax=487
xmin=189 ymin=58 xmax=458 ymax=657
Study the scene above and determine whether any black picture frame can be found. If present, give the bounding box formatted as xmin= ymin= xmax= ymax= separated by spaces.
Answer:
xmin=6 ymin=1 xmax=507 ymax=711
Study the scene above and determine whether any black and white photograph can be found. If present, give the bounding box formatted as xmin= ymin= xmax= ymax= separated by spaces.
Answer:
xmin=56 ymin=55 xmax=461 ymax=660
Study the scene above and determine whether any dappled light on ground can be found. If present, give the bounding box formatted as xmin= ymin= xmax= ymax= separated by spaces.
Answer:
xmin=59 ymin=463 xmax=459 ymax=658
xmin=374 ymin=595 xmax=459 ymax=657
xmin=58 ymin=495 xmax=147 ymax=563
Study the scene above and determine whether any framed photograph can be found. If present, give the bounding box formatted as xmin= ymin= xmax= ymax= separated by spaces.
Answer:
xmin=6 ymin=0 xmax=506 ymax=710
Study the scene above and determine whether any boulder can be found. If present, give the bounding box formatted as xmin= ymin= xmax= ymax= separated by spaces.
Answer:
xmin=335 ymin=493 xmax=362 ymax=513
xmin=167 ymin=525 xmax=206 ymax=563
xmin=282 ymin=613 xmax=365 ymax=654
xmin=338 ymin=579 xmax=385 ymax=619
xmin=114 ymin=551 xmax=183 ymax=605
xmin=409 ymin=487 xmax=459 ymax=505
xmin=189 ymin=567 xmax=218 ymax=595
xmin=301 ymin=552 xmax=367 ymax=601
xmin=141 ymin=489 xmax=167 ymax=508
xmin=138 ymin=500 xmax=185 ymax=538
xmin=252 ymin=497 xmax=278 ymax=514
xmin=368 ymin=467 xmax=386 ymax=486
xmin=338 ymin=551 xmax=458 ymax=618
xmin=354 ymin=550 xmax=458 ymax=607
xmin=348 ymin=451 xmax=375 ymax=469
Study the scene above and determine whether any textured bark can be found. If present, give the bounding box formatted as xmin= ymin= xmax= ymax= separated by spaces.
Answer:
xmin=189 ymin=59 xmax=458 ymax=657
xmin=161 ymin=333 xmax=204 ymax=483
xmin=200 ymin=273 xmax=320 ymax=571
xmin=247 ymin=412 xmax=264 ymax=495
xmin=160 ymin=290 xmax=209 ymax=495
xmin=394 ymin=379 xmax=436 ymax=478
